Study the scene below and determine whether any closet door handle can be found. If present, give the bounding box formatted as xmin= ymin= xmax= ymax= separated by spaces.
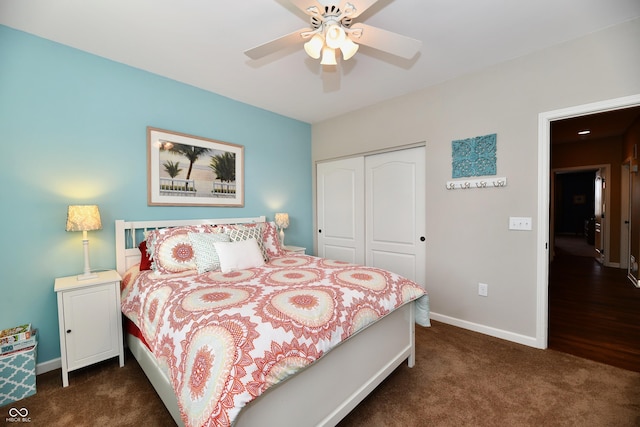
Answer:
xmin=318 ymin=229 xmax=322 ymax=233
xmin=420 ymin=236 xmax=426 ymax=242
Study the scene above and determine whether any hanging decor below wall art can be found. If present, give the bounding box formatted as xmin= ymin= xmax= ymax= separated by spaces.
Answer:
xmin=446 ymin=177 xmax=507 ymax=190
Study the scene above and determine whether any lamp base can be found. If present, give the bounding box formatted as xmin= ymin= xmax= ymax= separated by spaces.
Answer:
xmin=77 ymin=272 xmax=98 ymax=281
xmin=78 ymin=238 xmax=97 ymax=280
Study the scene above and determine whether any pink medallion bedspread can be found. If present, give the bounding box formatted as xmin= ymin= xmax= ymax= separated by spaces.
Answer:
xmin=120 ymin=254 xmax=425 ymax=427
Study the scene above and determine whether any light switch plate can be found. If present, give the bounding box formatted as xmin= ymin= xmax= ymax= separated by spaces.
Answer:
xmin=509 ymin=216 xmax=532 ymax=231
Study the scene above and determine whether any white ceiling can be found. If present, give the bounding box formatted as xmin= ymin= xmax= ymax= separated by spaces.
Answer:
xmin=1 ymin=0 xmax=640 ymax=124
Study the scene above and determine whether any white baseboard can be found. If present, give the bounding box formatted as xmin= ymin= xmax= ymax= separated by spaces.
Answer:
xmin=36 ymin=357 xmax=61 ymax=375
xmin=429 ymin=312 xmax=540 ymax=348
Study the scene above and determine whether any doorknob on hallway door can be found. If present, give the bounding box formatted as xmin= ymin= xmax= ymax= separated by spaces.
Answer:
xmin=420 ymin=236 xmax=425 ymax=242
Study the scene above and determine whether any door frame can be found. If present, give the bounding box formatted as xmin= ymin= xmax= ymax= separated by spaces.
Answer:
xmin=537 ymin=94 xmax=640 ymax=349
xmin=620 ymin=161 xmax=630 ymax=270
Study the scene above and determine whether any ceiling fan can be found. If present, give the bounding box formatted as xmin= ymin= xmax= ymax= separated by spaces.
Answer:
xmin=244 ymin=0 xmax=422 ymax=65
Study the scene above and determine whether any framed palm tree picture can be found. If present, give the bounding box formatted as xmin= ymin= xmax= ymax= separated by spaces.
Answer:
xmin=147 ymin=127 xmax=244 ymax=206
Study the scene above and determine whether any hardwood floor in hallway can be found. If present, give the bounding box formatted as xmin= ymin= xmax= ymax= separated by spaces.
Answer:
xmin=549 ymin=237 xmax=640 ymax=372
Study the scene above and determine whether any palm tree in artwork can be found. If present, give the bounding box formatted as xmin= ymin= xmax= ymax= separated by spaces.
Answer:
xmin=210 ymin=152 xmax=236 ymax=192
xmin=165 ymin=144 xmax=210 ymax=183
xmin=163 ymin=160 xmax=182 ymax=190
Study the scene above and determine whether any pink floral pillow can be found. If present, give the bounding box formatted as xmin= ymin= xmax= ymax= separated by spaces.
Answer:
xmin=262 ymin=221 xmax=286 ymax=259
xmin=147 ymin=225 xmax=216 ymax=274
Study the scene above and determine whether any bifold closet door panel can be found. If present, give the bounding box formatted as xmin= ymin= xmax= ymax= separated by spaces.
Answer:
xmin=365 ymin=147 xmax=426 ymax=287
xmin=317 ymin=157 xmax=365 ymax=265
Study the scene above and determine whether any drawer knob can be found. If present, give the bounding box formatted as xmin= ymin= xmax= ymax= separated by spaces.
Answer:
xmin=66 ymin=329 xmax=71 ymax=334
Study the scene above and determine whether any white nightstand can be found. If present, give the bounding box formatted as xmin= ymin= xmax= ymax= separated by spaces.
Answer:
xmin=54 ymin=269 xmax=124 ymax=387
xmin=284 ymin=245 xmax=306 ymax=254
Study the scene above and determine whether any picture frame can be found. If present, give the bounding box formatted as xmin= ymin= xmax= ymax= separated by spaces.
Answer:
xmin=147 ymin=127 xmax=244 ymax=206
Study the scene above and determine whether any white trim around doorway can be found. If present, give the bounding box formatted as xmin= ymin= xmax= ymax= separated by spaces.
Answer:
xmin=537 ymin=94 xmax=640 ymax=349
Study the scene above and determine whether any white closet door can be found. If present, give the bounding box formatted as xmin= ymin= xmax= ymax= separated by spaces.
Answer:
xmin=317 ymin=157 xmax=365 ymax=264
xmin=365 ymin=147 xmax=426 ymax=286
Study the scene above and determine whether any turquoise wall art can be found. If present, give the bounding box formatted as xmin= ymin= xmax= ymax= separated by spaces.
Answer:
xmin=451 ymin=133 xmax=497 ymax=178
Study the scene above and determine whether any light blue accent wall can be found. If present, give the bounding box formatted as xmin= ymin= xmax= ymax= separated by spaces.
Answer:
xmin=0 ymin=25 xmax=312 ymax=365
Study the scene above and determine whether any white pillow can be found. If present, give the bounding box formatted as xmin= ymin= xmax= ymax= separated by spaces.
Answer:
xmin=213 ymin=238 xmax=265 ymax=273
xmin=227 ymin=224 xmax=269 ymax=261
xmin=188 ymin=232 xmax=231 ymax=274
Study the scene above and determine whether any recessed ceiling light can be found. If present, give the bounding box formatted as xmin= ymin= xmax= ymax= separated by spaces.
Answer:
xmin=578 ymin=130 xmax=591 ymax=135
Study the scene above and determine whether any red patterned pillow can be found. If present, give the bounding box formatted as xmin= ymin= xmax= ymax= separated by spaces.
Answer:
xmin=138 ymin=240 xmax=152 ymax=271
xmin=262 ymin=221 xmax=286 ymax=259
xmin=147 ymin=225 xmax=215 ymax=274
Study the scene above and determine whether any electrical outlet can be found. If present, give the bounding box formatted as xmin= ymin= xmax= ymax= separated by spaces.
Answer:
xmin=478 ymin=282 xmax=488 ymax=297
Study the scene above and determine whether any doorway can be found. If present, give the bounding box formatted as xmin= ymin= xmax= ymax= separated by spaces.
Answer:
xmin=552 ymin=169 xmax=597 ymax=256
xmin=537 ymin=94 xmax=640 ymax=357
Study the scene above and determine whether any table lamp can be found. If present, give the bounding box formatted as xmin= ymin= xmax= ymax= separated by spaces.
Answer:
xmin=275 ymin=213 xmax=289 ymax=245
xmin=66 ymin=205 xmax=102 ymax=280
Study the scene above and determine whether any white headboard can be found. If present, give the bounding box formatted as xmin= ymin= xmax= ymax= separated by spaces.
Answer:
xmin=115 ymin=215 xmax=266 ymax=275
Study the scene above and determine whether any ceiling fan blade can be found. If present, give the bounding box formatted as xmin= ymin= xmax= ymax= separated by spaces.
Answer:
xmin=351 ymin=23 xmax=422 ymax=59
xmin=244 ymin=28 xmax=312 ymax=60
xmin=289 ymin=0 xmax=325 ymax=15
xmin=347 ymin=0 xmax=380 ymax=18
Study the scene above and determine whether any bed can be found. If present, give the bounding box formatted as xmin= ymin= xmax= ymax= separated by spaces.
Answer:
xmin=115 ymin=216 xmax=427 ymax=427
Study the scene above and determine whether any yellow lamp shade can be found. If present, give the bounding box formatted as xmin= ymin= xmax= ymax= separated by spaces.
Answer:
xmin=340 ymin=36 xmax=359 ymax=61
xmin=66 ymin=205 xmax=102 ymax=232
xmin=304 ymin=34 xmax=324 ymax=59
xmin=325 ymin=23 xmax=346 ymax=49
xmin=320 ymin=47 xmax=337 ymax=65
xmin=275 ymin=213 xmax=290 ymax=229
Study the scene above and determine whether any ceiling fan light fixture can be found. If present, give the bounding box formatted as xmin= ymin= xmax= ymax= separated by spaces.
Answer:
xmin=244 ymin=1 xmax=422 ymax=66
xmin=325 ymin=23 xmax=346 ymax=49
xmin=304 ymin=33 xmax=324 ymax=59
xmin=340 ymin=36 xmax=359 ymax=60
xmin=320 ymin=46 xmax=337 ymax=65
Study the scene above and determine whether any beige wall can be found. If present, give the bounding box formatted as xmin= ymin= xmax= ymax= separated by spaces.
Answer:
xmin=311 ymin=18 xmax=640 ymax=342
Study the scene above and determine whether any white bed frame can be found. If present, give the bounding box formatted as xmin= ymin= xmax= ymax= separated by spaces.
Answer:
xmin=115 ymin=216 xmax=417 ymax=427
